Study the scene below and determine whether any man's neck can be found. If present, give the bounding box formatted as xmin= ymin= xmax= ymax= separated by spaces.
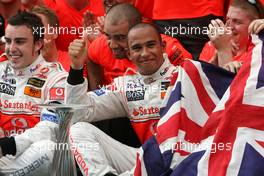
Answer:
xmin=65 ymin=0 xmax=89 ymax=11
xmin=0 ymin=0 xmax=21 ymax=19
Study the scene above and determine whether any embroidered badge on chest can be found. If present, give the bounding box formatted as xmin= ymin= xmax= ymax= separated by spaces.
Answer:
xmin=27 ymin=78 xmax=45 ymax=88
xmin=24 ymin=86 xmax=41 ymax=98
xmin=0 ymin=82 xmax=16 ymax=95
xmin=126 ymin=81 xmax=145 ymax=102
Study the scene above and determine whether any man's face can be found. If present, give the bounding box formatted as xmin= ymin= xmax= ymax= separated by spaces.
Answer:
xmin=128 ymin=27 xmax=165 ymax=75
xmin=5 ymin=25 xmax=42 ymax=69
xmin=226 ymin=6 xmax=254 ymax=51
xmin=104 ymin=20 xmax=129 ymax=58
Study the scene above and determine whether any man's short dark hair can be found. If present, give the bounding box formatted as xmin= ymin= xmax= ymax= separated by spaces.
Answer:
xmin=7 ymin=11 xmax=44 ymax=42
xmin=231 ymin=0 xmax=263 ymax=19
xmin=106 ymin=3 xmax=142 ymax=28
xmin=30 ymin=5 xmax=60 ymax=28
xmin=0 ymin=15 xmax=4 ymax=38
xmin=128 ymin=23 xmax=162 ymax=43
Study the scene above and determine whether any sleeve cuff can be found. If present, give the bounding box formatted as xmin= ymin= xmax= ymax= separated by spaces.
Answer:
xmin=67 ymin=67 xmax=85 ymax=85
xmin=0 ymin=137 xmax=16 ymax=156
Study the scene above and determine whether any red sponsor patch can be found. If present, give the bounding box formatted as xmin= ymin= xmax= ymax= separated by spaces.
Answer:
xmin=49 ymin=87 xmax=65 ymax=100
xmin=132 ymin=106 xmax=160 ymax=116
xmin=40 ymin=67 xmax=49 ymax=73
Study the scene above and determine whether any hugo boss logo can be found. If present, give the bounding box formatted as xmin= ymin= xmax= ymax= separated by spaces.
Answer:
xmin=126 ymin=90 xmax=145 ymax=102
xmin=0 ymin=82 xmax=16 ymax=95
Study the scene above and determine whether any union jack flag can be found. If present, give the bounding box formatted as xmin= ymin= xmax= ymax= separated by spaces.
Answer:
xmin=134 ymin=32 xmax=264 ymax=176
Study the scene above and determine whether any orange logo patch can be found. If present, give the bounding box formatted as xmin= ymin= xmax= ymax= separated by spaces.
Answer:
xmin=24 ymin=86 xmax=41 ymax=98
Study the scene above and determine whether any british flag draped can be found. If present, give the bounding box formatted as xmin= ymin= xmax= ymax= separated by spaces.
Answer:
xmin=134 ymin=32 xmax=264 ymax=176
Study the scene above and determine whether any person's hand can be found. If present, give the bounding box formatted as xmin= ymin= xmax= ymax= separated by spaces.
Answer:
xmin=83 ymin=11 xmax=102 ymax=42
xmin=97 ymin=16 xmax=105 ymax=32
xmin=248 ymin=19 xmax=264 ymax=34
xmin=208 ymin=19 xmax=233 ymax=52
xmin=223 ymin=61 xmax=242 ymax=73
xmin=68 ymin=37 xmax=88 ymax=70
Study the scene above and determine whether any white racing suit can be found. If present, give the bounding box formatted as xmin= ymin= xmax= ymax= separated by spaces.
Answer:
xmin=66 ymin=57 xmax=177 ymax=175
xmin=0 ymin=55 xmax=67 ymax=175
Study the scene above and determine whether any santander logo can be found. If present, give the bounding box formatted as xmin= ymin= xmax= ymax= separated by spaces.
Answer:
xmin=133 ymin=106 xmax=160 ymax=116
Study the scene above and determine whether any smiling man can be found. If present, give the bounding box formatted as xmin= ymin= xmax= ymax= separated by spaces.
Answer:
xmin=0 ymin=11 xmax=67 ymax=137
xmin=200 ymin=0 xmax=263 ymax=72
xmin=0 ymin=11 xmax=67 ymax=176
xmin=67 ymin=22 xmax=177 ymax=175
xmin=86 ymin=3 xmax=191 ymax=90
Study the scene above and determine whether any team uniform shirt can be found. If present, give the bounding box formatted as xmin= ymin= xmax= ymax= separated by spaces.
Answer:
xmin=161 ymin=34 xmax=192 ymax=65
xmin=199 ymin=41 xmax=255 ymax=63
xmin=0 ymin=56 xmax=175 ymax=175
xmin=88 ymin=34 xmax=191 ymax=85
xmin=88 ymin=35 xmax=136 ymax=85
xmin=57 ymin=50 xmax=71 ymax=72
xmin=199 ymin=41 xmax=216 ymax=62
xmin=0 ymin=55 xmax=67 ymax=137
xmin=66 ymin=56 xmax=177 ymax=144
xmin=134 ymin=0 xmax=154 ymax=21
xmin=0 ymin=53 xmax=6 ymax=62
xmin=44 ymin=0 xmax=105 ymax=51
xmin=153 ymin=0 xmax=230 ymax=19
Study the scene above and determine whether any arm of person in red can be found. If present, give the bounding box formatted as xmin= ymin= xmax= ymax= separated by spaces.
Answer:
xmin=161 ymin=34 xmax=192 ymax=66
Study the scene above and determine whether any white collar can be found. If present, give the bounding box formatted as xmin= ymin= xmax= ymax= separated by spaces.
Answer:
xmin=12 ymin=55 xmax=45 ymax=76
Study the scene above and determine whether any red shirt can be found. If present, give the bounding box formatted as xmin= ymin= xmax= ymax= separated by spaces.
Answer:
xmin=88 ymin=35 xmax=136 ymax=85
xmin=88 ymin=34 xmax=191 ymax=85
xmin=134 ymin=0 xmax=154 ymax=20
xmin=153 ymin=0 xmax=231 ymax=20
xmin=161 ymin=34 xmax=192 ymax=66
xmin=199 ymin=41 xmax=216 ymax=62
xmin=44 ymin=0 xmax=104 ymax=51
xmin=199 ymin=41 xmax=254 ymax=63
xmin=57 ymin=51 xmax=88 ymax=77
xmin=57 ymin=50 xmax=71 ymax=72
xmin=0 ymin=54 xmax=7 ymax=62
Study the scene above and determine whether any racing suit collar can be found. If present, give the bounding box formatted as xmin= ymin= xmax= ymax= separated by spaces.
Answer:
xmin=141 ymin=54 xmax=172 ymax=84
xmin=13 ymin=55 xmax=45 ymax=76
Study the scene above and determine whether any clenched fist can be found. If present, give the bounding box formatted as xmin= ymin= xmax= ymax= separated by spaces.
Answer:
xmin=68 ymin=38 xmax=87 ymax=70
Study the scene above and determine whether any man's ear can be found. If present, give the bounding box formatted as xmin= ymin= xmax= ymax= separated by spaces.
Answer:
xmin=34 ymin=39 xmax=44 ymax=52
xmin=162 ymin=40 xmax=166 ymax=53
